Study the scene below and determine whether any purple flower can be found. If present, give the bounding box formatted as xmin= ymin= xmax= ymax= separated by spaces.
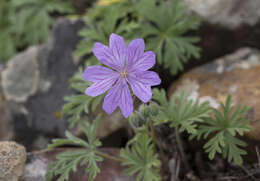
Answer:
xmin=82 ymin=33 xmax=161 ymax=118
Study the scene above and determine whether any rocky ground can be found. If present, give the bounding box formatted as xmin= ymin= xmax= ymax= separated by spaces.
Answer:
xmin=1 ymin=0 xmax=260 ymax=181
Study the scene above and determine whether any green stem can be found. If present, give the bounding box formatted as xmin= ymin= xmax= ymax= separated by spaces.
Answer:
xmin=175 ymin=127 xmax=190 ymax=171
xmin=95 ymin=150 xmax=124 ymax=163
xmin=149 ymin=118 xmax=156 ymax=145
xmin=149 ymin=117 xmax=164 ymax=155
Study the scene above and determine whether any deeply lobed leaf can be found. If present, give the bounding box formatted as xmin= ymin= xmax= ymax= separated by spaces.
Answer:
xmin=193 ymin=95 xmax=251 ymax=165
xmin=47 ymin=118 xmax=102 ymax=181
xmin=136 ymin=0 xmax=201 ymax=75
xmin=120 ymin=133 xmax=161 ymax=181
xmin=152 ymin=88 xmax=212 ymax=134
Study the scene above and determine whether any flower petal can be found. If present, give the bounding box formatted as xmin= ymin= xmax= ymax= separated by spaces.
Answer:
xmin=126 ymin=38 xmax=145 ymax=69
xmin=82 ymin=66 xmax=119 ymax=82
xmin=128 ymin=70 xmax=161 ymax=103
xmin=109 ymin=33 xmax=127 ymax=70
xmin=102 ymin=78 xmax=133 ymax=118
xmin=130 ymin=51 xmax=156 ymax=71
xmin=118 ymin=79 xmax=133 ymax=118
xmin=93 ymin=42 xmax=122 ymax=71
xmin=128 ymin=78 xmax=152 ymax=103
xmin=135 ymin=70 xmax=161 ymax=86
xmin=85 ymin=76 xmax=118 ymax=97
xmin=102 ymin=80 xmax=121 ymax=114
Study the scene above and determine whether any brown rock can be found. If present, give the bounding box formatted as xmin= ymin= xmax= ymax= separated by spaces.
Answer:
xmin=0 ymin=141 xmax=27 ymax=181
xmin=169 ymin=48 xmax=260 ymax=160
xmin=96 ymin=106 xmax=128 ymax=139
xmin=22 ymin=148 xmax=134 ymax=181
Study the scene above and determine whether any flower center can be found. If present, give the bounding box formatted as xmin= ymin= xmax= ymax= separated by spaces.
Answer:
xmin=120 ymin=69 xmax=128 ymax=78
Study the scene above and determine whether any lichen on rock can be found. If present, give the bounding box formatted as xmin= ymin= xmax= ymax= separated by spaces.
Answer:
xmin=0 ymin=141 xmax=26 ymax=181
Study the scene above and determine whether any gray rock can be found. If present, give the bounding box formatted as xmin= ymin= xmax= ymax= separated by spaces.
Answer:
xmin=185 ymin=0 xmax=260 ymax=29
xmin=2 ymin=47 xmax=39 ymax=103
xmin=0 ymin=18 xmax=85 ymax=150
xmin=23 ymin=18 xmax=84 ymax=138
xmin=23 ymin=154 xmax=48 ymax=181
xmin=0 ymin=141 xmax=26 ymax=181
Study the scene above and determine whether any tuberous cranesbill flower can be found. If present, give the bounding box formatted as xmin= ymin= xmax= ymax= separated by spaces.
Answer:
xmin=82 ymin=33 xmax=161 ymax=118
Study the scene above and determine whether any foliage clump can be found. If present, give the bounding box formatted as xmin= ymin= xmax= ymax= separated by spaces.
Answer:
xmin=0 ymin=0 xmax=73 ymax=61
xmin=192 ymin=95 xmax=251 ymax=165
xmin=47 ymin=118 xmax=103 ymax=181
xmin=136 ymin=0 xmax=200 ymax=74
xmin=152 ymin=89 xmax=211 ymax=134
xmin=48 ymin=88 xmax=251 ymax=181
xmin=75 ymin=0 xmax=200 ymax=74
xmin=63 ymin=0 xmax=202 ymax=129
xmin=120 ymin=133 xmax=161 ymax=181
xmin=46 ymin=0 xmax=252 ymax=181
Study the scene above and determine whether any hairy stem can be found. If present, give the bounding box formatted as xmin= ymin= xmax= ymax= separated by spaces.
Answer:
xmin=149 ymin=118 xmax=156 ymax=145
xmin=95 ymin=150 xmax=124 ymax=163
xmin=149 ymin=117 xmax=164 ymax=155
xmin=175 ymin=127 xmax=190 ymax=171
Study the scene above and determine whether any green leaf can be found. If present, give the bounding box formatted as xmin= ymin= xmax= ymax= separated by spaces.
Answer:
xmin=223 ymin=133 xmax=247 ymax=165
xmin=0 ymin=0 xmax=17 ymax=61
xmin=152 ymin=88 xmax=212 ymax=134
xmin=48 ymin=118 xmax=102 ymax=150
xmin=0 ymin=0 xmax=73 ymax=62
xmin=79 ymin=115 xmax=102 ymax=149
xmin=74 ymin=0 xmax=200 ymax=75
xmin=47 ymin=118 xmax=102 ymax=181
xmin=46 ymin=149 xmax=103 ymax=181
xmin=193 ymin=95 xmax=251 ymax=165
xmin=136 ymin=0 xmax=201 ymax=75
xmin=120 ymin=133 xmax=161 ymax=181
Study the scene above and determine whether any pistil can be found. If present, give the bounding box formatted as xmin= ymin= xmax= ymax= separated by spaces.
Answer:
xmin=120 ymin=68 xmax=128 ymax=78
